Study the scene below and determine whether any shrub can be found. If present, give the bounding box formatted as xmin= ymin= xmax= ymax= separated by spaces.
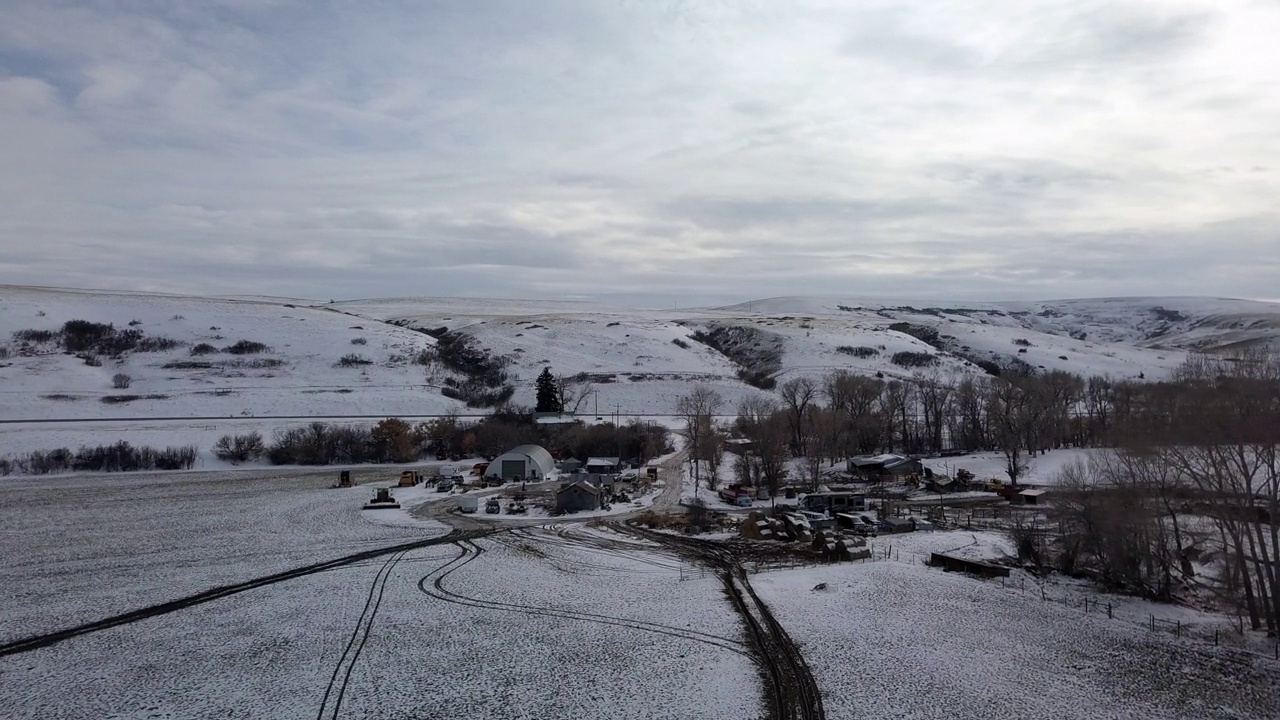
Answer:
xmin=266 ymin=422 xmax=374 ymax=465
xmin=61 ymin=320 xmax=116 ymax=353
xmin=13 ymin=329 xmax=57 ymax=343
xmin=887 ymin=322 xmax=941 ymax=347
xmin=0 ymin=345 xmax=8 ymax=360
xmin=163 ymin=360 xmax=213 ymax=369
xmin=836 ymin=345 xmax=879 ymax=358
xmin=1012 ymin=338 xmax=1033 ymax=347
xmin=112 ymin=373 xmax=132 ymax=389
xmin=672 ymin=338 xmax=690 ymax=349
xmin=100 ymin=394 xmax=167 ymax=404
xmin=224 ymin=340 xmax=270 ymax=354
xmin=136 ymin=336 xmax=180 ymax=352
xmin=81 ymin=354 xmax=102 ymax=367
xmin=5 ymin=442 xmax=196 ymax=474
xmin=212 ymin=432 xmax=265 ymax=464
xmin=351 ymin=337 xmax=367 ymax=345
xmin=336 ymin=353 xmax=373 ymax=367
xmin=190 ymin=343 xmax=218 ymax=356
xmin=128 ymin=319 xmax=142 ymax=326
xmin=890 ymin=351 xmax=937 ymax=368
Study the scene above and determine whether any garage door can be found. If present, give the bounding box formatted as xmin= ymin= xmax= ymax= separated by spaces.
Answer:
xmin=501 ymin=459 xmax=525 ymax=479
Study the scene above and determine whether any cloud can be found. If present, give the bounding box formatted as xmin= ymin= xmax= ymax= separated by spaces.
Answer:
xmin=0 ymin=0 xmax=1278 ymax=306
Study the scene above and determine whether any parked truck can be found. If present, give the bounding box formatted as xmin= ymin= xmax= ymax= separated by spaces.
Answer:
xmin=457 ymin=495 xmax=478 ymax=514
xmin=718 ymin=485 xmax=754 ymax=507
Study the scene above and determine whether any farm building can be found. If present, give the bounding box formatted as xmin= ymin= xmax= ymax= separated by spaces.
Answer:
xmin=558 ymin=458 xmax=584 ymax=474
xmin=724 ymin=437 xmax=754 ymax=456
xmin=556 ymin=480 xmax=603 ymax=513
xmin=1018 ymin=488 xmax=1048 ymax=506
xmin=485 ymin=445 xmax=556 ymax=482
xmin=534 ymin=412 xmax=580 ymax=426
xmin=847 ymin=454 xmax=924 ymax=479
xmin=585 ymin=457 xmax=621 ymax=474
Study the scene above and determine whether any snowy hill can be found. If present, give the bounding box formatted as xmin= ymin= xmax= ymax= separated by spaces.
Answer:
xmin=2 ymin=286 xmax=1278 ymax=423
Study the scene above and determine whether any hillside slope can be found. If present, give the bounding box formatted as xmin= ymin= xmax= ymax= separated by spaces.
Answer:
xmin=3 ymin=287 xmax=1276 ymax=422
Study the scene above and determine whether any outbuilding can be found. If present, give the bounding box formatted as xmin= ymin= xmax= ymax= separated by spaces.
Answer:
xmin=585 ymin=457 xmax=621 ymax=474
xmin=848 ymin=454 xmax=924 ymax=479
xmin=556 ymin=480 xmax=603 ymax=513
xmin=1018 ymin=488 xmax=1048 ymax=506
xmin=486 ymin=444 xmax=556 ymax=482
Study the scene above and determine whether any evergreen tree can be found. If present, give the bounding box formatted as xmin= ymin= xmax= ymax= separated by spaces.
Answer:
xmin=535 ymin=367 xmax=562 ymax=412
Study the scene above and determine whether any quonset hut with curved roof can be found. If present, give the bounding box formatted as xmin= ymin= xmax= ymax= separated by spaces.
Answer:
xmin=485 ymin=444 xmax=556 ymax=482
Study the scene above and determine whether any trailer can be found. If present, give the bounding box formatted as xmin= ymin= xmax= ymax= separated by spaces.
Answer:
xmin=457 ymin=495 xmax=479 ymax=514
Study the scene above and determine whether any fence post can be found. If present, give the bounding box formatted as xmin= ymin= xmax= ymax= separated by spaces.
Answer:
xmin=1175 ymin=620 xmax=1181 ymax=638
xmin=1107 ymin=603 xmax=1112 ymax=620
xmin=1214 ymin=628 xmax=1219 ymax=646
xmin=1041 ymin=585 xmax=1046 ymax=601
xmin=1150 ymin=615 xmax=1156 ymax=631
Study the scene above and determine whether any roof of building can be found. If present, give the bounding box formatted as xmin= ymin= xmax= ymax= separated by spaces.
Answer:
xmin=558 ymin=480 xmax=602 ymax=495
xmin=1018 ymin=488 xmax=1048 ymax=497
xmin=850 ymin=453 xmax=912 ymax=467
xmin=534 ymin=412 xmax=580 ymax=425
xmin=488 ymin=444 xmax=556 ymax=476
xmin=585 ymin=456 xmax=620 ymax=466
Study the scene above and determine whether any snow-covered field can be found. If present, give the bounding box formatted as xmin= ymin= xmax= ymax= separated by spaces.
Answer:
xmin=0 ymin=469 xmax=760 ymax=719
xmin=922 ymin=449 xmax=1100 ymax=485
xmin=754 ymin=537 xmax=1280 ymax=720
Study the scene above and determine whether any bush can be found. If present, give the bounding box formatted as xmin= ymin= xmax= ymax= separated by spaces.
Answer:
xmin=266 ymin=422 xmax=374 ymax=465
xmin=81 ymin=354 xmax=102 ymax=367
xmin=61 ymin=320 xmax=117 ymax=353
xmin=890 ymin=351 xmax=937 ymax=368
xmin=336 ymin=353 xmax=373 ymax=367
xmin=1013 ymin=338 xmax=1033 ymax=347
xmin=112 ymin=373 xmax=132 ymax=389
xmin=163 ymin=360 xmax=214 ymax=369
xmin=190 ymin=343 xmax=218 ymax=356
xmin=224 ymin=340 xmax=270 ymax=354
xmin=351 ymin=337 xmax=367 ymax=345
xmin=213 ymin=432 xmax=265 ymax=464
xmin=0 ymin=345 xmax=8 ymax=360
xmin=836 ymin=345 xmax=879 ymax=358
xmin=4 ymin=442 xmax=197 ymax=474
xmin=672 ymin=338 xmax=690 ymax=349
xmin=887 ymin=322 xmax=941 ymax=347
xmin=13 ymin=329 xmax=57 ymax=343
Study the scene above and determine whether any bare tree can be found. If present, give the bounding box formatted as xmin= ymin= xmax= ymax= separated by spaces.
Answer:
xmin=780 ymin=376 xmax=818 ymax=456
xmin=556 ymin=374 xmax=594 ymax=414
xmin=735 ymin=396 xmax=789 ymax=500
xmin=676 ymin=385 xmax=724 ymax=499
xmin=702 ymin=421 xmax=726 ymax=491
xmin=112 ymin=373 xmax=132 ymax=389
xmin=915 ymin=371 xmax=955 ymax=453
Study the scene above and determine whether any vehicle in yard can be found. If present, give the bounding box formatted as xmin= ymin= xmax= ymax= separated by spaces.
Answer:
xmin=718 ymin=484 xmax=755 ymax=507
xmin=458 ymin=495 xmax=478 ymax=514
xmin=485 ymin=498 xmax=501 ymax=514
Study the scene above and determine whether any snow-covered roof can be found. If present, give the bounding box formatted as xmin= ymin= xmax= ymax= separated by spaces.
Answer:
xmin=489 ymin=444 xmax=556 ymax=476
xmin=585 ymin=457 xmax=620 ymax=466
xmin=534 ymin=413 xmax=579 ymax=425
xmin=558 ymin=480 xmax=601 ymax=495
xmin=1018 ymin=488 xmax=1048 ymax=497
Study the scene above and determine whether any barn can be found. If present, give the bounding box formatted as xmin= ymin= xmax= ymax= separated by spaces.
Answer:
xmin=556 ymin=480 xmax=603 ymax=513
xmin=485 ymin=445 xmax=556 ymax=482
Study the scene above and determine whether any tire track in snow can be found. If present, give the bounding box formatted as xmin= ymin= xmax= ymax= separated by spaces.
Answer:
xmin=418 ymin=539 xmax=749 ymax=656
xmin=0 ymin=529 xmax=494 ymax=658
xmin=315 ymin=549 xmax=407 ymax=720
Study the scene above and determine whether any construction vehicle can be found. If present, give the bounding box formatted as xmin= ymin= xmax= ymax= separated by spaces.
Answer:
xmin=398 ymin=471 xmax=418 ymax=487
xmin=362 ymin=487 xmax=401 ymax=510
xmin=485 ymin=498 xmax=501 ymax=514
xmin=335 ymin=470 xmax=353 ymax=488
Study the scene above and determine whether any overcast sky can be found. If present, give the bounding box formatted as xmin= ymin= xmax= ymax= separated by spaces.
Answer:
xmin=1 ymin=1 xmax=1278 ymax=307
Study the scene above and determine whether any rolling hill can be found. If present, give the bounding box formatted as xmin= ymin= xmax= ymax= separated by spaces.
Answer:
xmin=2 ymin=286 xmax=1279 ymax=423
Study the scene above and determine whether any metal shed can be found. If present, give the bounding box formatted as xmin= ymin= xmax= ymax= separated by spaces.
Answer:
xmin=485 ymin=444 xmax=556 ymax=482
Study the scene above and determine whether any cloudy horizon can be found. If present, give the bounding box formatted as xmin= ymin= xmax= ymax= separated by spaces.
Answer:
xmin=2 ymin=1 xmax=1278 ymax=306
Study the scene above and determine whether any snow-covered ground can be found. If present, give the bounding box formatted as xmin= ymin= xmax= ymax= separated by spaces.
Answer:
xmin=0 ymin=469 xmax=760 ymax=719
xmin=754 ymin=540 xmax=1280 ymax=720
xmin=6 ymin=286 xmax=1278 ymax=427
xmin=923 ymin=449 xmax=1099 ymax=485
